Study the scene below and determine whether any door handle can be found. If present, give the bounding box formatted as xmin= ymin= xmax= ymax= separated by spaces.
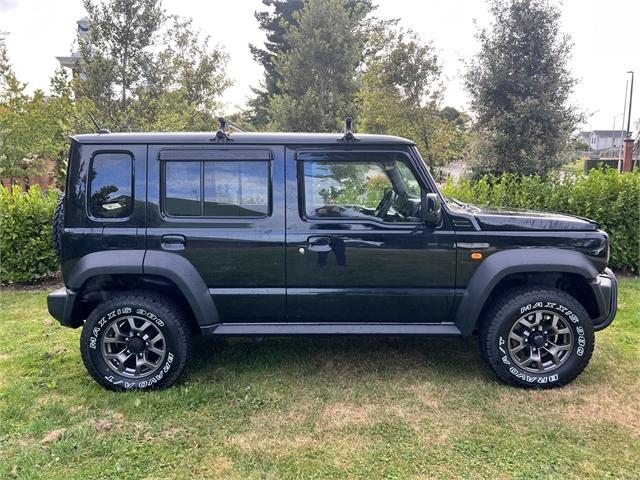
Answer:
xmin=161 ymin=234 xmax=186 ymax=251
xmin=307 ymin=236 xmax=332 ymax=252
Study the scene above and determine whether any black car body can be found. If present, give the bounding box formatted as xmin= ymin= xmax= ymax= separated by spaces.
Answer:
xmin=47 ymin=130 xmax=617 ymax=390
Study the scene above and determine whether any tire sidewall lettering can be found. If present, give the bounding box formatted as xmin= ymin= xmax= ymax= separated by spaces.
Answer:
xmin=498 ymin=299 xmax=587 ymax=385
xmin=86 ymin=306 xmax=175 ymax=390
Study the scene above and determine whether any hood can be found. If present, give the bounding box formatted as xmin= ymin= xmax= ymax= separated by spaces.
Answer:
xmin=472 ymin=207 xmax=599 ymax=231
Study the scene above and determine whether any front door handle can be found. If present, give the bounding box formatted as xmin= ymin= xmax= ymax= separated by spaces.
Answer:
xmin=307 ymin=236 xmax=332 ymax=252
xmin=161 ymin=234 xmax=186 ymax=251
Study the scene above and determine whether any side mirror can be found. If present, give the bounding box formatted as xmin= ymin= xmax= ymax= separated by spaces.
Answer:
xmin=422 ymin=191 xmax=442 ymax=226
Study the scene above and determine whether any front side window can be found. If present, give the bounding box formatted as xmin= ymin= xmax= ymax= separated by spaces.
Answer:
xmin=300 ymin=152 xmax=424 ymax=223
xmin=163 ymin=159 xmax=270 ymax=218
xmin=89 ymin=152 xmax=133 ymax=219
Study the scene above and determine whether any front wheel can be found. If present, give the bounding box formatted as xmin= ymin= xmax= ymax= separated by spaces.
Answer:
xmin=480 ymin=286 xmax=594 ymax=388
xmin=80 ymin=291 xmax=192 ymax=391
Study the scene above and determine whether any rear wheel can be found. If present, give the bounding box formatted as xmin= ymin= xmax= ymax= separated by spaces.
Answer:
xmin=80 ymin=291 xmax=192 ymax=391
xmin=480 ymin=286 xmax=594 ymax=388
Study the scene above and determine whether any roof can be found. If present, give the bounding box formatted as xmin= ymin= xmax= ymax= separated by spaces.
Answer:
xmin=71 ymin=131 xmax=416 ymax=146
xmin=581 ymin=130 xmax=628 ymax=137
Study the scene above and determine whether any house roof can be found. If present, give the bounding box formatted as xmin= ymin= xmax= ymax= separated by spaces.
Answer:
xmin=72 ymin=132 xmax=416 ymax=146
xmin=581 ymin=130 xmax=628 ymax=137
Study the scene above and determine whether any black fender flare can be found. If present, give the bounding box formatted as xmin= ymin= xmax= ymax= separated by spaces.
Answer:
xmin=143 ymin=250 xmax=220 ymax=326
xmin=67 ymin=250 xmax=219 ymax=327
xmin=454 ymin=248 xmax=599 ymax=336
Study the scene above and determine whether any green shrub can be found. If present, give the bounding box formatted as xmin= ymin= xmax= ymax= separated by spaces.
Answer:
xmin=441 ymin=169 xmax=640 ymax=272
xmin=0 ymin=185 xmax=59 ymax=283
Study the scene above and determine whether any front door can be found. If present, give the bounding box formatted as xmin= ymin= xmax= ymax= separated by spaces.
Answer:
xmin=285 ymin=147 xmax=457 ymax=323
xmin=146 ymin=145 xmax=286 ymax=322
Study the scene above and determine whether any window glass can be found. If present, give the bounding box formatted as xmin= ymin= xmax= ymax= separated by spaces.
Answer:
xmin=163 ymin=159 xmax=270 ymax=218
xmin=90 ymin=153 xmax=133 ymax=218
xmin=302 ymin=154 xmax=423 ymax=223
xmin=204 ymin=162 xmax=269 ymax=217
xmin=165 ymin=162 xmax=201 ymax=216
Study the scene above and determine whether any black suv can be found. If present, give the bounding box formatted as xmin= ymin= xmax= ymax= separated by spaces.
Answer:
xmin=47 ymin=126 xmax=617 ymax=391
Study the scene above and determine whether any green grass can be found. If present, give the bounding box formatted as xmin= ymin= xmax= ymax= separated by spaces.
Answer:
xmin=1 ymin=279 xmax=639 ymax=479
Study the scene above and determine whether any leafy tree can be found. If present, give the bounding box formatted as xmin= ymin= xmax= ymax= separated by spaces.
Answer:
xmin=150 ymin=17 xmax=231 ymax=131
xmin=464 ymin=0 xmax=581 ymax=178
xmin=268 ymin=0 xmax=374 ymax=132
xmin=358 ymin=30 xmax=467 ymax=173
xmin=79 ymin=0 xmax=164 ymax=130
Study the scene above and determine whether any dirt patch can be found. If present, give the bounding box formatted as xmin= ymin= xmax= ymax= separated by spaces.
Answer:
xmin=561 ymin=385 xmax=640 ymax=436
xmin=320 ymin=403 xmax=376 ymax=429
xmin=41 ymin=428 xmax=66 ymax=444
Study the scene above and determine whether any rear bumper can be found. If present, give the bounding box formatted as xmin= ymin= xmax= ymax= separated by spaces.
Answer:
xmin=591 ymin=268 xmax=617 ymax=331
xmin=47 ymin=287 xmax=82 ymax=328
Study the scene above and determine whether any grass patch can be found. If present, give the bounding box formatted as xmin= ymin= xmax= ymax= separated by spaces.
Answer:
xmin=1 ymin=279 xmax=639 ymax=479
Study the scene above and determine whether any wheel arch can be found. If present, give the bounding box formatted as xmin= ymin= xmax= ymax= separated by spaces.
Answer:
xmin=454 ymin=248 xmax=601 ymax=336
xmin=66 ymin=250 xmax=219 ymax=330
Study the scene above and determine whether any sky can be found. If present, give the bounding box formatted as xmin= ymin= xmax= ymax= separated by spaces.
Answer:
xmin=1 ymin=0 xmax=638 ymax=133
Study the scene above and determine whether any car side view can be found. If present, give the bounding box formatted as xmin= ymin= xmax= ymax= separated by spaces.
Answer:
xmin=48 ymin=120 xmax=617 ymax=391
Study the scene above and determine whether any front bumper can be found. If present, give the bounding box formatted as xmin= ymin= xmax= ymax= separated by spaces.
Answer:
xmin=47 ymin=287 xmax=82 ymax=328
xmin=590 ymin=268 xmax=617 ymax=331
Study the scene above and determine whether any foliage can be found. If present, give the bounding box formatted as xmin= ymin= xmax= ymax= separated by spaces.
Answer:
xmin=150 ymin=17 xmax=231 ymax=131
xmin=464 ymin=0 xmax=582 ymax=178
xmin=79 ymin=0 xmax=230 ymax=132
xmin=0 ymin=34 xmax=83 ymax=188
xmin=247 ymin=0 xmax=305 ymax=128
xmin=441 ymin=169 xmax=640 ymax=272
xmin=0 ymin=185 xmax=59 ymax=283
xmin=79 ymin=0 xmax=165 ymax=130
xmin=267 ymin=0 xmax=375 ymax=132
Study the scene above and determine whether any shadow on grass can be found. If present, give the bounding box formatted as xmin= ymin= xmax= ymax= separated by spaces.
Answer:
xmin=185 ymin=335 xmax=492 ymax=386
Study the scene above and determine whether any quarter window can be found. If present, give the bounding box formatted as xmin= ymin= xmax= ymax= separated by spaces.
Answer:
xmin=89 ymin=152 xmax=133 ymax=219
xmin=163 ymin=158 xmax=270 ymax=218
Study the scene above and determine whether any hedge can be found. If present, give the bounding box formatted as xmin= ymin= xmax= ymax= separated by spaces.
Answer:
xmin=0 ymin=186 xmax=59 ymax=283
xmin=441 ymin=169 xmax=640 ymax=272
xmin=0 ymin=169 xmax=638 ymax=283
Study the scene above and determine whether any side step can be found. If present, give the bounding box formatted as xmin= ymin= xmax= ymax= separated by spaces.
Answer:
xmin=201 ymin=323 xmax=462 ymax=336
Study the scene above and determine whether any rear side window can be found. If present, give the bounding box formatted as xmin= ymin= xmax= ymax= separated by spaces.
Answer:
xmin=163 ymin=158 xmax=270 ymax=218
xmin=89 ymin=152 xmax=133 ymax=219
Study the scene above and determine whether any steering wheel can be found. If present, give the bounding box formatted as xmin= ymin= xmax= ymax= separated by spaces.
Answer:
xmin=375 ymin=188 xmax=397 ymax=218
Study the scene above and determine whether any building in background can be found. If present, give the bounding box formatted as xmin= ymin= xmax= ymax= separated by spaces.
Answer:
xmin=55 ymin=17 xmax=90 ymax=80
xmin=580 ymin=129 xmax=627 ymax=160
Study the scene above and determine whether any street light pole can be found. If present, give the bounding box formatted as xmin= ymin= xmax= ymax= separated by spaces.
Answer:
xmin=622 ymin=71 xmax=635 ymax=172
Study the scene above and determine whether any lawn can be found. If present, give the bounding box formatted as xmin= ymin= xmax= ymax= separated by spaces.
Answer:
xmin=1 ymin=279 xmax=638 ymax=479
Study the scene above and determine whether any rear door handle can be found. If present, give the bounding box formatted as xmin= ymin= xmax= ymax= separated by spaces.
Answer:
xmin=161 ymin=234 xmax=186 ymax=251
xmin=307 ymin=236 xmax=332 ymax=252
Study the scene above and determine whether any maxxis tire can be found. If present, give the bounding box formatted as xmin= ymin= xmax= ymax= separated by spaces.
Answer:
xmin=52 ymin=195 xmax=64 ymax=262
xmin=479 ymin=286 xmax=594 ymax=389
xmin=80 ymin=291 xmax=193 ymax=391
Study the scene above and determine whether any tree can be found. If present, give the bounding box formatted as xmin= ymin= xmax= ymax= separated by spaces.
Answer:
xmin=0 ymin=33 xmax=49 ymax=184
xmin=247 ymin=0 xmax=305 ymax=128
xmin=268 ymin=0 xmax=374 ymax=132
xmin=465 ymin=0 xmax=581 ymax=178
xmin=358 ymin=30 xmax=467 ymax=173
xmin=150 ymin=17 xmax=231 ymax=131
xmin=79 ymin=0 xmax=165 ymax=130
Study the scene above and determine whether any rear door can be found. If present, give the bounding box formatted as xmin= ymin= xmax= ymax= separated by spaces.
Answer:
xmin=146 ymin=145 xmax=286 ymax=322
xmin=285 ymin=147 xmax=457 ymax=323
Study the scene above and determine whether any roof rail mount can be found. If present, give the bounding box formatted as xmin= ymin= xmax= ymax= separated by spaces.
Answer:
xmin=338 ymin=116 xmax=359 ymax=143
xmin=212 ymin=117 xmax=233 ymax=143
